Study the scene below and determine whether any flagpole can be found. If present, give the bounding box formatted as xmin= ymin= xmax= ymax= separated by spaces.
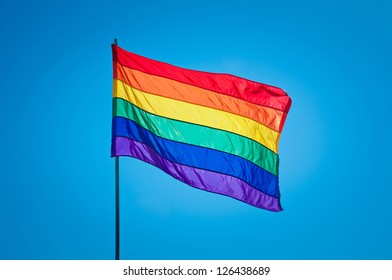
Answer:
xmin=115 ymin=156 xmax=120 ymax=260
xmin=114 ymin=38 xmax=120 ymax=260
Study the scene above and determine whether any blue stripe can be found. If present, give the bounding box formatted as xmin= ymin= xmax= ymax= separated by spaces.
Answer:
xmin=113 ymin=116 xmax=280 ymax=198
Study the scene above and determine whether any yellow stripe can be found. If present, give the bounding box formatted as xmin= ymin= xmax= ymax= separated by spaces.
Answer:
xmin=114 ymin=79 xmax=280 ymax=152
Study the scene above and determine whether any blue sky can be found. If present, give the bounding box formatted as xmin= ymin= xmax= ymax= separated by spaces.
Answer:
xmin=0 ymin=0 xmax=391 ymax=260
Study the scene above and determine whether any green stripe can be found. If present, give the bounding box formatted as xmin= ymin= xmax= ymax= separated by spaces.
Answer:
xmin=113 ymin=98 xmax=278 ymax=175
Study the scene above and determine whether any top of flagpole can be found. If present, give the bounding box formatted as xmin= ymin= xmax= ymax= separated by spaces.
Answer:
xmin=114 ymin=38 xmax=118 ymax=46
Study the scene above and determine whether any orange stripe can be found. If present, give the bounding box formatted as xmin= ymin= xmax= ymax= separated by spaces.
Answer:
xmin=114 ymin=62 xmax=286 ymax=132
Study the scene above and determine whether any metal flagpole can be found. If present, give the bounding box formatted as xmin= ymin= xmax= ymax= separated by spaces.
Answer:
xmin=114 ymin=38 xmax=120 ymax=260
xmin=115 ymin=157 xmax=120 ymax=260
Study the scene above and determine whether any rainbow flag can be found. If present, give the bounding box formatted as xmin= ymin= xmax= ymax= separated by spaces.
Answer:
xmin=111 ymin=45 xmax=291 ymax=211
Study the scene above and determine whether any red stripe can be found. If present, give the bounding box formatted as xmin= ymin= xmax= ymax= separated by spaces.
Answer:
xmin=112 ymin=45 xmax=292 ymax=113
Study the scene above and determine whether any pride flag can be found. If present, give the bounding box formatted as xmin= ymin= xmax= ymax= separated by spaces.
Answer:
xmin=111 ymin=45 xmax=291 ymax=211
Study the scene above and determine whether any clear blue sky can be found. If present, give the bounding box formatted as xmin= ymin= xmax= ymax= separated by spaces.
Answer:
xmin=0 ymin=0 xmax=391 ymax=260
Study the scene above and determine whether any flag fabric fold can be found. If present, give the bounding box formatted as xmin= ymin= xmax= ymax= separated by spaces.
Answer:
xmin=111 ymin=44 xmax=291 ymax=211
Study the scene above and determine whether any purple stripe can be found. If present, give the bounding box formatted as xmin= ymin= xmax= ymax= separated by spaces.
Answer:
xmin=113 ymin=136 xmax=282 ymax=211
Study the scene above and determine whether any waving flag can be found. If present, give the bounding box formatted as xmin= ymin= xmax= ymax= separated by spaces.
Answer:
xmin=111 ymin=45 xmax=291 ymax=211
